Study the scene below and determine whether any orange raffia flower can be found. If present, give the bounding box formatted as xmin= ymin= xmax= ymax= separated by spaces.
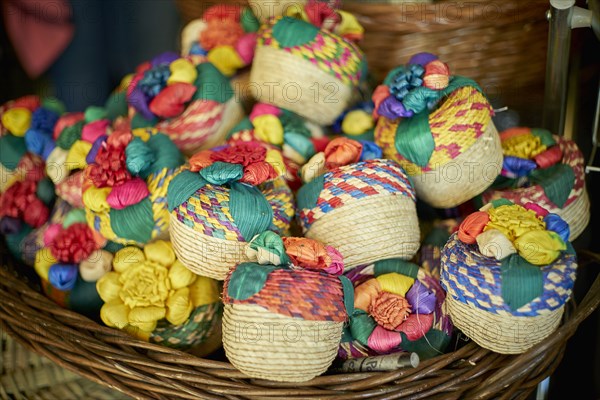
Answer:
xmin=369 ymin=291 xmax=411 ymax=331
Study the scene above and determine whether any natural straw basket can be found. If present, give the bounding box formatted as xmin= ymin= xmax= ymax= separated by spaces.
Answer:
xmin=297 ymin=159 xmax=420 ymax=269
xmin=441 ymin=233 xmax=577 ymax=354
xmin=375 ymin=84 xmax=503 ymax=209
xmin=482 ymin=135 xmax=591 ymax=241
xmin=250 ymin=17 xmax=366 ymax=126
xmin=1 ymin=239 xmax=599 ymax=399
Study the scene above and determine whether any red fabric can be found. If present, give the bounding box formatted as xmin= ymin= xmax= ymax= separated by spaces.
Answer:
xmin=3 ymin=0 xmax=74 ymax=78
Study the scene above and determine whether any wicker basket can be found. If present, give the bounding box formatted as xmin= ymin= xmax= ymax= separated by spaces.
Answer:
xmin=1 ymin=240 xmax=599 ymax=398
xmin=481 ymin=134 xmax=591 ymax=241
xmin=297 ymin=158 xmax=420 ymax=269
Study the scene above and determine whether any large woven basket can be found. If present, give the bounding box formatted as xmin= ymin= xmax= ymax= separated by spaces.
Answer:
xmin=482 ymin=135 xmax=591 ymax=241
xmin=1 ymin=240 xmax=599 ymax=399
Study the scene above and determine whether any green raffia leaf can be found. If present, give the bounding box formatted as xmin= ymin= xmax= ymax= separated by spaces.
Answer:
xmin=229 ymin=182 xmax=273 ymax=242
xmin=394 ymin=111 xmax=435 ymax=168
xmin=349 ymin=310 xmax=377 ymax=346
xmin=422 ymin=227 xmax=452 ymax=247
xmin=491 ymin=175 xmax=520 ymax=190
xmin=131 ymin=113 xmax=157 ymax=129
xmin=374 ymin=259 xmax=420 ymax=279
xmin=70 ymin=276 xmax=104 ymax=317
xmin=227 ymin=262 xmax=276 ymax=300
xmin=339 ymin=275 xmax=355 ymax=317
xmin=145 ymin=133 xmax=185 ymax=175
xmin=400 ymin=329 xmax=450 ymax=360
xmin=104 ymin=91 xmax=128 ymax=121
xmin=341 ymin=326 xmax=354 ymax=343
xmin=194 ymin=63 xmax=233 ymax=103
xmin=247 ymin=231 xmax=290 ymax=265
xmin=296 ymin=174 xmax=325 ymax=211
xmin=500 ymin=253 xmax=544 ymax=311
xmin=227 ymin=117 xmax=254 ymax=138
xmin=103 ymin=240 xmax=124 ymax=253
xmin=110 ymin=198 xmax=154 ymax=243
xmin=56 ymin=121 xmax=83 ymax=150
xmin=241 ymin=7 xmax=260 ymax=32
xmin=529 ymin=163 xmax=575 ymax=208
xmin=531 ymin=128 xmax=556 ymax=147
xmin=272 ymin=17 xmax=319 ymax=48
xmin=199 ymin=162 xmax=243 ymax=185
xmin=0 ymin=135 xmax=27 ymax=171
xmin=491 ymin=198 xmax=514 ymax=208
xmin=167 ymin=170 xmax=208 ymax=211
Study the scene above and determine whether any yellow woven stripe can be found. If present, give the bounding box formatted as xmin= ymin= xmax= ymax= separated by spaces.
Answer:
xmin=147 ymin=168 xmax=175 ymax=240
xmin=85 ymin=208 xmax=118 ymax=244
xmin=182 ymin=190 xmax=240 ymax=241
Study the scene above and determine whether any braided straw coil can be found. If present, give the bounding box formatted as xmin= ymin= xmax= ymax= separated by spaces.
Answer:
xmin=482 ymin=134 xmax=590 ymax=241
xmin=441 ymin=232 xmax=577 ymax=354
xmin=250 ymin=17 xmax=366 ymax=126
xmin=297 ymin=159 xmax=420 ymax=270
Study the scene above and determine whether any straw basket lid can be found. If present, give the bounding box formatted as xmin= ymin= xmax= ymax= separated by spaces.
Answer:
xmin=82 ymin=127 xmax=185 ymax=246
xmin=441 ymin=200 xmax=577 ymax=353
xmin=374 ymin=53 xmax=502 ymax=208
xmin=251 ymin=15 xmax=367 ymax=126
xmin=44 ymin=106 xmax=117 ymax=208
xmin=126 ymin=53 xmax=243 ymax=155
xmin=222 ymin=231 xmax=353 ymax=382
xmin=167 ymin=141 xmax=294 ymax=280
xmin=482 ymin=128 xmax=590 ymax=241
xmin=297 ymin=137 xmax=420 ymax=269
xmin=339 ymin=259 xmax=452 ymax=360
xmin=93 ymin=240 xmax=222 ymax=351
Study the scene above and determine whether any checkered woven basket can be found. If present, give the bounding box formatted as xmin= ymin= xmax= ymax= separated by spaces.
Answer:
xmin=481 ymin=135 xmax=590 ymax=241
xmin=297 ymin=159 xmax=420 ymax=270
xmin=441 ymin=233 xmax=577 ymax=354
xmin=222 ymin=263 xmax=348 ymax=382
xmin=375 ymin=81 xmax=502 ymax=209
xmin=339 ymin=259 xmax=452 ymax=360
xmin=169 ymin=157 xmax=295 ymax=281
xmin=250 ymin=16 xmax=366 ymax=126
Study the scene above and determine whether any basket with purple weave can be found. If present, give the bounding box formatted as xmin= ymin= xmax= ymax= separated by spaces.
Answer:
xmin=339 ymin=259 xmax=452 ymax=360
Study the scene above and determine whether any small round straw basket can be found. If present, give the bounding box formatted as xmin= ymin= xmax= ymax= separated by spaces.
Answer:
xmin=482 ymin=135 xmax=590 ymax=241
xmin=375 ymin=86 xmax=503 ymax=208
xmin=170 ymin=178 xmax=294 ymax=280
xmin=250 ymin=17 xmax=366 ymax=126
xmin=222 ymin=266 xmax=346 ymax=382
xmin=297 ymin=159 xmax=420 ymax=270
xmin=340 ymin=260 xmax=452 ymax=359
xmin=441 ymin=233 xmax=578 ymax=354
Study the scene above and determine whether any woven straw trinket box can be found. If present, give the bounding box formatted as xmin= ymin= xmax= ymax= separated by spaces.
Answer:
xmin=441 ymin=199 xmax=577 ymax=354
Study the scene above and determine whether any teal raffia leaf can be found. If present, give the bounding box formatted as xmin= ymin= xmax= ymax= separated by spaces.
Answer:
xmin=339 ymin=275 xmax=355 ymax=317
xmin=500 ymin=253 xmax=544 ymax=311
xmin=296 ymin=174 xmax=325 ymax=211
xmin=167 ymin=170 xmax=208 ymax=211
xmin=199 ymin=162 xmax=243 ymax=185
xmin=394 ymin=111 xmax=434 ymax=168
xmin=227 ymin=262 xmax=276 ymax=300
xmin=229 ymin=182 xmax=273 ymax=242
xmin=349 ymin=310 xmax=377 ymax=346
xmin=400 ymin=329 xmax=450 ymax=360
xmin=110 ymin=197 xmax=154 ymax=243
xmin=374 ymin=259 xmax=420 ymax=279
xmin=529 ymin=163 xmax=575 ymax=208
xmin=531 ymin=128 xmax=556 ymax=147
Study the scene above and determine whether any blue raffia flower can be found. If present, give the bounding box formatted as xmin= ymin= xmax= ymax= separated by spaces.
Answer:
xmin=138 ymin=64 xmax=171 ymax=99
xmin=389 ymin=64 xmax=425 ymax=103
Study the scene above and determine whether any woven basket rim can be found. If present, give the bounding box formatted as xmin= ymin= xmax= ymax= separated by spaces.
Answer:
xmin=1 ymin=250 xmax=599 ymax=399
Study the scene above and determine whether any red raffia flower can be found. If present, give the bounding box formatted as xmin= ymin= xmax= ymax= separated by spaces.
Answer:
xmin=211 ymin=142 xmax=266 ymax=167
xmin=50 ymin=223 xmax=97 ymax=263
xmin=199 ymin=19 xmax=244 ymax=51
xmin=0 ymin=180 xmax=49 ymax=228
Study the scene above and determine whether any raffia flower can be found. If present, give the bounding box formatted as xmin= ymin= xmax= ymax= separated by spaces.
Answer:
xmin=97 ymin=240 xmax=205 ymax=340
xmin=369 ymin=291 xmax=411 ymax=331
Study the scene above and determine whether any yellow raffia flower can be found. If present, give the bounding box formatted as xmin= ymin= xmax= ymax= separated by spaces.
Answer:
xmin=96 ymin=240 xmax=212 ymax=340
xmin=502 ymin=134 xmax=546 ymax=159
xmin=484 ymin=205 xmax=545 ymax=242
